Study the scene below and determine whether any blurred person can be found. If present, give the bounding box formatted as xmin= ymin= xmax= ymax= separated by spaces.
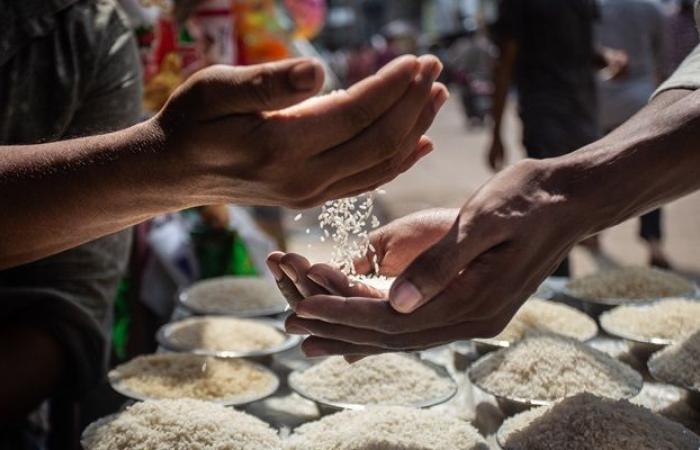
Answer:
xmin=487 ymin=0 xmax=627 ymax=276
xmin=588 ymin=0 xmax=671 ymax=268
xmin=0 ymin=1 xmax=141 ymax=447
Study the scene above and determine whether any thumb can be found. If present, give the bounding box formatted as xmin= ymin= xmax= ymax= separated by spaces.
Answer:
xmin=388 ymin=218 xmax=488 ymax=314
xmin=186 ymin=58 xmax=325 ymax=119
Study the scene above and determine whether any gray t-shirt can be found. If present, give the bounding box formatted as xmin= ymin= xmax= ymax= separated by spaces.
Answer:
xmin=0 ymin=0 xmax=141 ymax=399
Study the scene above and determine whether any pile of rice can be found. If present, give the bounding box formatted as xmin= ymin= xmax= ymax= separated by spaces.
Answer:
xmin=286 ymin=406 xmax=488 ymax=450
xmin=110 ymin=353 xmax=277 ymax=402
xmin=600 ymin=298 xmax=700 ymax=342
xmin=289 ymin=353 xmax=454 ymax=405
xmin=82 ymin=399 xmax=281 ymax=450
xmin=649 ymin=329 xmax=700 ymax=390
xmin=498 ymin=393 xmax=700 ymax=449
xmin=489 ymin=298 xmax=597 ymax=343
xmin=567 ymin=266 xmax=693 ymax=300
xmin=470 ymin=334 xmax=641 ymax=402
xmin=166 ymin=317 xmax=285 ymax=352
xmin=183 ymin=276 xmax=286 ymax=314
xmin=318 ymin=192 xmax=380 ymax=275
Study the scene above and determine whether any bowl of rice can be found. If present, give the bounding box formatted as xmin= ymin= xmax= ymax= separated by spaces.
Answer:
xmin=156 ymin=316 xmax=301 ymax=359
xmin=648 ymin=329 xmax=700 ymax=408
xmin=600 ymin=298 xmax=700 ymax=359
xmin=286 ymin=406 xmax=488 ymax=450
xmin=468 ymin=333 xmax=642 ymax=416
xmin=179 ymin=276 xmax=288 ymax=317
xmin=81 ymin=399 xmax=282 ymax=450
xmin=108 ymin=353 xmax=279 ymax=406
xmin=560 ymin=267 xmax=696 ymax=315
xmin=288 ymin=353 xmax=457 ymax=412
xmin=472 ymin=298 xmax=598 ymax=353
xmin=496 ymin=393 xmax=700 ymax=449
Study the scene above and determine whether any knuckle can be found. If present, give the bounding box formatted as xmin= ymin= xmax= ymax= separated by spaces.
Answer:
xmin=251 ymin=66 xmax=276 ymax=108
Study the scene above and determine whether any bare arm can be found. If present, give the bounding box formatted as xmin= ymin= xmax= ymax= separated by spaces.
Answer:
xmin=0 ymin=56 xmax=447 ymax=269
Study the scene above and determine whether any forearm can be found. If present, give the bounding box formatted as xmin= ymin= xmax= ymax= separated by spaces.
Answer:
xmin=549 ymin=88 xmax=700 ymax=235
xmin=0 ymin=119 xmax=195 ymax=268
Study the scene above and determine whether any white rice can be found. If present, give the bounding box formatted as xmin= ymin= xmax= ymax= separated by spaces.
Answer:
xmin=600 ymin=298 xmax=700 ymax=342
xmin=498 ymin=393 xmax=700 ymax=449
xmin=649 ymin=328 xmax=700 ymax=391
xmin=470 ymin=333 xmax=641 ymax=402
xmin=490 ymin=298 xmax=597 ymax=343
xmin=290 ymin=353 xmax=454 ymax=405
xmin=110 ymin=353 xmax=277 ymax=402
xmin=318 ymin=192 xmax=380 ymax=275
xmin=82 ymin=399 xmax=281 ymax=450
xmin=286 ymin=406 xmax=488 ymax=450
xmin=567 ymin=266 xmax=693 ymax=301
xmin=183 ymin=276 xmax=286 ymax=314
xmin=165 ymin=317 xmax=285 ymax=352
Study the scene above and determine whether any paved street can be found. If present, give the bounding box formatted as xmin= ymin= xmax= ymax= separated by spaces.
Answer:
xmin=288 ymin=95 xmax=700 ymax=281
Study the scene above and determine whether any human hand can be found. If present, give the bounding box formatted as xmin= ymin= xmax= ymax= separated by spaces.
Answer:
xmin=276 ymin=159 xmax=592 ymax=357
xmin=153 ymin=55 xmax=448 ymax=209
xmin=600 ymin=48 xmax=628 ymax=81
xmin=353 ymin=208 xmax=458 ymax=276
xmin=487 ymin=136 xmax=506 ymax=172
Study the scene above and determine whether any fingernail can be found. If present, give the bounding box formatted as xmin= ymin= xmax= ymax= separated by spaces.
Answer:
xmin=307 ymin=272 xmax=329 ymax=291
xmin=391 ymin=281 xmax=423 ymax=313
xmin=280 ymin=263 xmax=298 ymax=283
xmin=285 ymin=323 xmax=308 ymax=335
xmin=432 ymin=89 xmax=449 ymax=113
xmin=266 ymin=260 xmax=284 ymax=281
xmin=290 ymin=61 xmax=320 ymax=91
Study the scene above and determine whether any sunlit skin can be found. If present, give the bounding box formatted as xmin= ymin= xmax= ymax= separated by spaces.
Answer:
xmin=0 ymin=55 xmax=447 ymax=270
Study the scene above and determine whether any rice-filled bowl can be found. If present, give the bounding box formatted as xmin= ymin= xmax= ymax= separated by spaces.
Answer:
xmin=179 ymin=276 xmax=287 ymax=316
xmin=474 ymin=298 xmax=598 ymax=348
xmin=288 ymin=353 xmax=456 ymax=408
xmin=600 ymin=298 xmax=700 ymax=345
xmin=82 ymin=399 xmax=282 ymax=450
xmin=286 ymin=406 xmax=488 ymax=450
xmin=109 ymin=353 xmax=279 ymax=405
xmin=564 ymin=266 xmax=695 ymax=305
xmin=469 ymin=333 xmax=642 ymax=405
xmin=157 ymin=316 xmax=298 ymax=357
xmin=497 ymin=393 xmax=700 ymax=449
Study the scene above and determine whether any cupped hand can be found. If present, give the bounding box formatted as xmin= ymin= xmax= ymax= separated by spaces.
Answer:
xmin=155 ymin=55 xmax=448 ymax=209
xmin=271 ymin=159 xmax=593 ymax=358
xmin=353 ymin=208 xmax=458 ymax=276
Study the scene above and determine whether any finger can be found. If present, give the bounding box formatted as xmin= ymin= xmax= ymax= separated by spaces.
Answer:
xmin=388 ymin=214 xmax=500 ymax=314
xmin=266 ymin=252 xmax=303 ymax=307
xmin=279 ymin=253 xmax=328 ymax=298
xmin=308 ymin=59 xmax=444 ymax=185
xmin=306 ymin=263 xmax=386 ymax=298
xmin=317 ymin=136 xmax=434 ymax=202
xmin=186 ymin=59 xmax=325 ymax=120
xmin=293 ymin=294 xmax=453 ymax=333
xmin=272 ymin=55 xmax=422 ymax=153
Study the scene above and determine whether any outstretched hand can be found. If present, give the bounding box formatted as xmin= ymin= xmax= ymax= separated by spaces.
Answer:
xmin=267 ymin=159 xmax=592 ymax=358
xmin=158 ymin=55 xmax=448 ymax=209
